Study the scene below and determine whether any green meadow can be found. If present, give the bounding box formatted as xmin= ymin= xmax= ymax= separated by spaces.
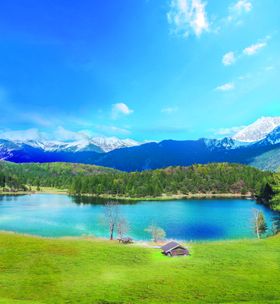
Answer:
xmin=0 ymin=232 xmax=279 ymax=304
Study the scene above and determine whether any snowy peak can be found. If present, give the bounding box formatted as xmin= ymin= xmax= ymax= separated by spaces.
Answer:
xmin=91 ymin=137 xmax=139 ymax=153
xmin=203 ymin=137 xmax=249 ymax=150
xmin=258 ymin=125 xmax=280 ymax=146
xmin=232 ymin=116 xmax=280 ymax=142
xmin=0 ymin=137 xmax=140 ymax=154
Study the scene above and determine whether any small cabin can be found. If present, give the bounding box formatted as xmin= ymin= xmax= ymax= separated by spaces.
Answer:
xmin=118 ymin=237 xmax=133 ymax=244
xmin=161 ymin=241 xmax=189 ymax=257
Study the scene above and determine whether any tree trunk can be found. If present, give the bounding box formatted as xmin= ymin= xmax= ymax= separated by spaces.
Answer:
xmin=256 ymin=225 xmax=260 ymax=239
xmin=110 ymin=223 xmax=115 ymax=240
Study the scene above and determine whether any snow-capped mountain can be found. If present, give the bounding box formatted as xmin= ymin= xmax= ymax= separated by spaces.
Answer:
xmin=204 ymin=137 xmax=250 ymax=150
xmin=1 ymin=137 xmax=140 ymax=154
xmin=1 ymin=116 xmax=280 ymax=171
xmin=232 ymin=116 xmax=280 ymax=142
xmin=0 ymin=139 xmax=21 ymax=160
xmin=91 ymin=137 xmax=139 ymax=153
xmin=257 ymin=125 xmax=280 ymax=146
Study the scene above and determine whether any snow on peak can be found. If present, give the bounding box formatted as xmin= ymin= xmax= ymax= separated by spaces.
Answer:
xmin=0 ymin=137 xmax=141 ymax=153
xmin=91 ymin=137 xmax=139 ymax=152
xmin=232 ymin=116 xmax=280 ymax=142
xmin=257 ymin=125 xmax=280 ymax=146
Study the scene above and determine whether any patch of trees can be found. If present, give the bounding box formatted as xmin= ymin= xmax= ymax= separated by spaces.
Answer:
xmin=0 ymin=170 xmax=27 ymax=192
xmin=0 ymin=161 xmax=118 ymax=189
xmin=69 ymin=163 xmax=271 ymax=197
xmin=257 ymin=174 xmax=280 ymax=211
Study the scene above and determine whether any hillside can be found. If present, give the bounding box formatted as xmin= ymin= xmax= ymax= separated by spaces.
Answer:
xmin=0 ymin=161 xmax=119 ymax=190
xmin=249 ymin=146 xmax=280 ymax=172
xmin=0 ymin=232 xmax=279 ymax=304
xmin=69 ymin=163 xmax=272 ymax=197
xmin=0 ymin=162 xmax=272 ymax=198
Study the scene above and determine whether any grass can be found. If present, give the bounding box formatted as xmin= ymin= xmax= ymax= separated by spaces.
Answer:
xmin=0 ymin=186 xmax=68 ymax=196
xmin=0 ymin=233 xmax=280 ymax=303
xmin=89 ymin=192 xmax=252 ymax=201
xmin=0 ymin=187 xmax=252 ymax=200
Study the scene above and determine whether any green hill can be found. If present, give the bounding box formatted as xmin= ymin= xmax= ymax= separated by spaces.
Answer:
xmin=0 ymin=161 xmax=119 ymax=190
xmin=69 ymin=163 xmax=272 ymax=197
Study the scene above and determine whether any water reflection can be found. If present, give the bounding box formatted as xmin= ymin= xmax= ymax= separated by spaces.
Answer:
xmin=0 ymin=194 xmax=279 ymax=241
xmin=70 ymin=195 xmax=137 ymax=205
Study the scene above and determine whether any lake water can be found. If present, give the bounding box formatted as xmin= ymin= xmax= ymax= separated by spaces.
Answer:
xmin=0 ymin=194 xmax=279 ymax=241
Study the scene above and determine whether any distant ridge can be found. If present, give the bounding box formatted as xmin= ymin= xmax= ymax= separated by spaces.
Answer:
xmin=1 ymin=117 xmax=280 ymax=172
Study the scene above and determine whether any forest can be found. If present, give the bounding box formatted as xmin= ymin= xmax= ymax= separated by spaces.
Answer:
xmin=0 ymin=161 xmax=274 ymax=199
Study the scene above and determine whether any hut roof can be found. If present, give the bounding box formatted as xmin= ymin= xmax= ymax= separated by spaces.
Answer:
xmin=161 ymin=241 xmax=186 ymax=252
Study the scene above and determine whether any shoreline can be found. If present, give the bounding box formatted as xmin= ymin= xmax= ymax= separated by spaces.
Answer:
xmin=0 ymin=188 xmax=254 ymax=200
xmin=0 ymin=229 xmax=263 ymax=245
xmin=84 ymin=192 xmax=254 ymax=201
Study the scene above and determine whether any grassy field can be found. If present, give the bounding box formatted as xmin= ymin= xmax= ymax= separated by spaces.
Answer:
xmin=0 ymin=233 xmax=280 ymax=303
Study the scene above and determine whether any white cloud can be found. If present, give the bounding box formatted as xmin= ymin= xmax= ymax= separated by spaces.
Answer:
xmin=226 ymin=0 xmax=252 ymax=25
xmin=222 ymin=51 xmax=236 ymax=66
xmin=54 ymin=126 xmax=90 ymax=141
xmin=214 ymin=125 xmax=245 ymax=136
xmin=161 ymin=106 xmax=178 ymax=114
xmin=112 ymin=103 xmax=133 ymax=119
xmin=96 ymin=125 xmax=131 ymax=135
xmin=265 ymin=65 xmax=275 ymax=71
xmin=0 ymin=126 xmax=131 ymax=142
xmin=167 ymin=0 xmax=209 ymax=38
xmin=243 ymin=42 xmax=267 ymax=56
xmin=222 ymin=36 xmax=269 ymax=67
xmin=233 ymin=0 xmax=252 ymax=13
xmin=0 ymin=128 xmax=43 ymax=141
xmin=238 ymin=73 xmax=251 ymax=80
xmin=19 ymin=112 xmax=53 ymax=127
xmin=215 ymin=82 xmax=235 ymax=91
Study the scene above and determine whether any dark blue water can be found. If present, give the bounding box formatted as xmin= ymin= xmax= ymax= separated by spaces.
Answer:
xmin=0 ymin=194 xmax=278 ymax=241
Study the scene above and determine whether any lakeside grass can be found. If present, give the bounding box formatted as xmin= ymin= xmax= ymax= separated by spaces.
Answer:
xmin=0 ymin=186 xmax=68 ymax=196
xmin=86 ymin=192 xmax=253 ymax=201
xmin=0 ymin=187 xmax=252 ymax=200
xmin=0 ymin=232 xmax=279 ymax=303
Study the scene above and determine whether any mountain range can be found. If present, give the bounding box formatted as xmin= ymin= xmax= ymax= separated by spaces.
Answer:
xmin=1 ymin=117 xmax=280 ymax=172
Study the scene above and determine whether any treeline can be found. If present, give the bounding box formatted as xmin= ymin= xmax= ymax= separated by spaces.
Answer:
xmin=0 ymin=161 xmax=118 ymax=190
xmin=0 ymin=169 xmax=27 ymax=192
xmin=258 ymin=174 xmax=280 ymax=211
xmin=0 ymin=161 xmax=273 ymax=199
xmin=69 ymin=163 xmax=271 ymax=197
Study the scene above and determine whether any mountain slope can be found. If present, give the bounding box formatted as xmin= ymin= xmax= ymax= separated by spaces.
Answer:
xmin=1 ymin=121 xmax=280 ymax=172
xmin=233 ymin=116 xmax=280 ymax=142
xmin=93 ymin=138 xmax=280 ymax=171
xmin=249 ymin=146 xmax=280 ymax=172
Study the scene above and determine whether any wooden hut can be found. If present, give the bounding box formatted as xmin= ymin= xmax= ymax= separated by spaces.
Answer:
xmin=161 ymin=241 xmax=189 ymax=257
xmin=118 ymin=237 xmax=133 ymax=244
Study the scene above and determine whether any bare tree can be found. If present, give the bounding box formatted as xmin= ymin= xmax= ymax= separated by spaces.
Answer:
xmin=117 ymin=217 xmax=130 ymax=240
xmin=252 ymin=208 xmax=267 ymax=239
xmin=103 ymin=201 xmax=119 ymax=240
xmin=145 ymin=224 xmax=166 ymax=242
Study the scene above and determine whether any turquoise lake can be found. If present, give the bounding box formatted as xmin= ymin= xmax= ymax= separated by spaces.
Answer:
xmin=0 ymin=194 xmax=279 ymax=241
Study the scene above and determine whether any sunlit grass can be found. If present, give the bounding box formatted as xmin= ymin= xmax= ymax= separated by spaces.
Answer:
xmin=0 ymin=232 xmax=279 ymax=303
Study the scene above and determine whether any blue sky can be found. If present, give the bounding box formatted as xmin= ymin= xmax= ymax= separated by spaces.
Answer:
xmin=0 ymin=0 xmax=279 ymax=142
